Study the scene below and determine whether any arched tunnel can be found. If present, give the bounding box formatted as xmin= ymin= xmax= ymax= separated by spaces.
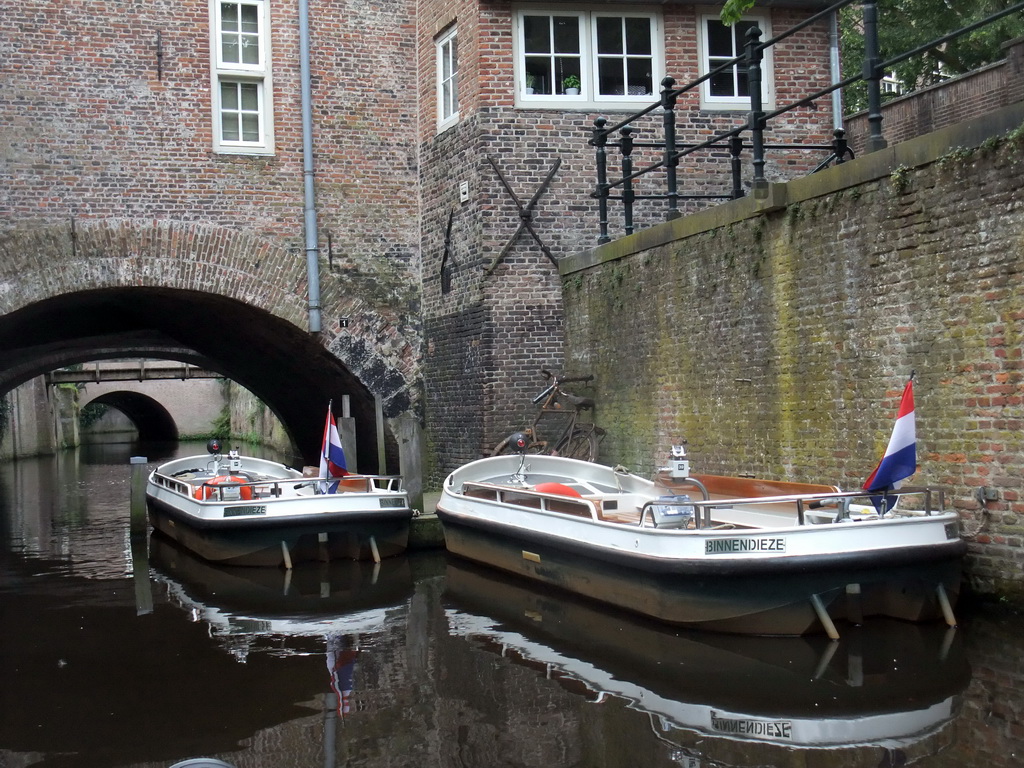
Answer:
xmin=82 ymin=391 xmax=180 ymax=443
xmin=0 ymin=287 xmax=407 ymax=471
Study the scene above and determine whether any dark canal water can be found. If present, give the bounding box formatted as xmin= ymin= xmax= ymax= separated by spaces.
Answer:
xmin=2 ymin=440 xmax=1023 ymax=768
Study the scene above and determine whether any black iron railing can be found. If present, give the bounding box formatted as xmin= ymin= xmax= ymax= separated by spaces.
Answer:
xmin=590 ymin=0 xmax=1024 ymax=243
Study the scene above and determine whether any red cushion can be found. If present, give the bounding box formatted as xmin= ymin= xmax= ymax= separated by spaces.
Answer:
xmin=534 ymin=482 xmax=582 ymax=498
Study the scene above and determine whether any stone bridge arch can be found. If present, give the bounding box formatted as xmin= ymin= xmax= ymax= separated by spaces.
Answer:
xmin=80 ymin=390 xmax=181 ymax=443
xmin=0 ymin=220 xmax=422 ymax=468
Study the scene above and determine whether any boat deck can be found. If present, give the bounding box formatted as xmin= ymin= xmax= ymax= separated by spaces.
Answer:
xmin=461 ymin=471 xmax=884 ymax=531
xmin=153 ymin=464 xmax=403 ymax=504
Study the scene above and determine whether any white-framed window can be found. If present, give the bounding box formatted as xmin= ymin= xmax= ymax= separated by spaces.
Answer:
xmin=697 ymin=10 xmax=773 ymax=110
xmin=514 ymin=7 xmax=663 ymax=109
xmin=210 ymin=0 xmax=274 ymax=154
xmin=436 ymin=27 xmax=459 ymax=131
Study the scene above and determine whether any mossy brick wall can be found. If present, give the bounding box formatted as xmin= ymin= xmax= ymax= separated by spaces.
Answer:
xmin=562 ymin=107 xmax=1024 ymax=600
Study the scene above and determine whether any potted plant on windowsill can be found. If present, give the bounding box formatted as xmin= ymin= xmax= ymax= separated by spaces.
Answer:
xmin=562 ymin=74 xmax=580 ymax=96
xmin=525 ymin=74 xmax=537 ymax=95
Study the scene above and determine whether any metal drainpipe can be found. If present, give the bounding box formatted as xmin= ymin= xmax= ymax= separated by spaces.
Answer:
xmin=829 ymin=10 xmax=844 ymax=130
xmin=299 ymin=0 xmax=322 ymax=334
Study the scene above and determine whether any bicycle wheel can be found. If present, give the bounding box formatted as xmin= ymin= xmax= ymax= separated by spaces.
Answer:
xmin=554 ymin=427 xmax=599 ymax=462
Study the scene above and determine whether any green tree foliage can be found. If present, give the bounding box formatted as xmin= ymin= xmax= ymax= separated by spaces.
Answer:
xmin=721 ymin=0 xmax=755 ymax=26
xmin=843 ymin=0 xmax=1024 ymax=112
xmin=723 ymin=0 xmax=1024 ymax=113
xmin=79 ymin=402 xmax=109 ymax=429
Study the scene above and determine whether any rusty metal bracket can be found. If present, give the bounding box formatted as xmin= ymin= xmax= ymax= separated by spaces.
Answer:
xmin=439 ymin=207 xmax=456 ymax=294
xmin=485 ymin=155 xmax=561 ymax=275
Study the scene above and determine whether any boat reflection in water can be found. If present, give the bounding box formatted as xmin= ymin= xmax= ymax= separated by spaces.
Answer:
xmin=150 ymin=535 xmax=414 ymax=716
xmin=444 ymin=560 xmax=970 ymax=764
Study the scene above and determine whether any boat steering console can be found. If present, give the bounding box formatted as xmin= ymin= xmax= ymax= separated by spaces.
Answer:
xmin=205 ymin=438 xmax=243 ymax=473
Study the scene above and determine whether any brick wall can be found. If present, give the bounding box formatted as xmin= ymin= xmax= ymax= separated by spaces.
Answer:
xmin=561 ymin=105 xmax=1024 ymax=600
xmin=0 ymin=0 xmax=423 ymax=320
xmin=845 ymin=37 xmax=1024 ymax=157
xmin=1 ymin=1 xmax=419 ymax=256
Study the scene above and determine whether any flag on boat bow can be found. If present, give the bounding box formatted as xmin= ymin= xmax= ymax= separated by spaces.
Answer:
xmin=319 ymin=405 xmax=348 ymax=494
xmin=863 ymin=378 xmax=916 ymax=512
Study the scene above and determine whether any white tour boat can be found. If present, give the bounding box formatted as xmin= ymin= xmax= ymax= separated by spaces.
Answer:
xmin=436 ymin=445 xmax=966 ymax=636
xmin=146 ymin=439 xmax=413 ymax=566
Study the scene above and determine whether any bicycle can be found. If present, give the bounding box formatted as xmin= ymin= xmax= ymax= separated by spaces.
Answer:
xmin=491 ymin=369 xmax=605 ymax=462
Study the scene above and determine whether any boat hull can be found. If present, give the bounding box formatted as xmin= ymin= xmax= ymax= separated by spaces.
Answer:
xmin=437 ymin=454 xmax=966 ymax=635
xmin=147 ymin=496 xmax=411 ymax=566
xmin=440 ymin=516 xmax=962 ymax=635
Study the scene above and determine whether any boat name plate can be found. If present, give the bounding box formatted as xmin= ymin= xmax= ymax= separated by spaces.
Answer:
xmin=711 ymin=711 xmax=792 ymax=740
xmin=380 ymin=497 xmax=407 ymax=508
xmin=223 ymin=505 xmax=268 ymax=517
xmin=705 ymin=537 xmax=786 ymax=555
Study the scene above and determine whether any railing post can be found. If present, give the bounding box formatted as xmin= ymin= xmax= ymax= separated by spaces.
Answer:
xmin=660 ymin=77 xmax=680 ymax=220
xmin=591 ymin=117 xmax=611 ymax=244
xmin=832 ymin=128 xmax=850 ymax=164
xmin=862 ymin=0 xmax=887 ymax=152
xmin=729 ymin=135 xmax=744 ymax=198
xmin=620 ymin=127 xmax=635 ymax=236
xmin=745 ymin=26 xmax=767 ymax=196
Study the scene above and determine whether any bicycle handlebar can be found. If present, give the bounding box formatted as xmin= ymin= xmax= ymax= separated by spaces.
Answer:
xmin=540 ymin=369 xmax=594 ymax=385
xmin=531 ymin=383 xmax=557 ymax=404
xmin=533 ymin=372 xmax=595 ymax=408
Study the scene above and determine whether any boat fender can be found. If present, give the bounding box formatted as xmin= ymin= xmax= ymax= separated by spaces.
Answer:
xmin=194 ymin=475 xmax=254 ymax=501
xmin=534 ymin=482 xmax=582 ymax=498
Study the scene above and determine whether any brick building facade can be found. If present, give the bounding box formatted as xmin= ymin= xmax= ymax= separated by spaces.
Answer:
xmin=417 ymin=1 xmax=837 ymax=476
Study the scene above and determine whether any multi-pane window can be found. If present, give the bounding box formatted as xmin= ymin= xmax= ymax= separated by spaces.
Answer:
xmin=516 ymin=9 xmax=660 ymax=104
xmin=595 ymin=16 xmax=654 ymax=97
xmin=699 ymin=13 xmax=773 ymax=109
xmin=437 ymin=28 xmax=459 ymax=130
xmin=211 ymin=0 xmax=274 ymax=154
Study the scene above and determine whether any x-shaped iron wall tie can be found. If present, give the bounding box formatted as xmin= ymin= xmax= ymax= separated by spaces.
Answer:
xmin=485 ymin=155 xmax=561 ymax=275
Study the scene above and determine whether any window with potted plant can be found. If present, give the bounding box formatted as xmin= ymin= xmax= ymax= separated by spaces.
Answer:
xmin=562 ymin=74 xmax=581 ymax=95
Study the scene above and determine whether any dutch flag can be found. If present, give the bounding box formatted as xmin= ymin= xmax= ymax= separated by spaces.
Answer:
xmin=863 ymin=378 xmax=916 ymax=512
xmin=318 ymin=405 xmax=348 ymax=494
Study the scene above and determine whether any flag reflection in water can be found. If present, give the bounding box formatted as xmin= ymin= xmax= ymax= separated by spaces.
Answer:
xmin=326 ymin=634 xmax=359 ymax=718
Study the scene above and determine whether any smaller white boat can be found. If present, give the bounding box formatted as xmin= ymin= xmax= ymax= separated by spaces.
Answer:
xmin=147 ymin=439 xmax=413 ymax=566
xmin=437 ymin=443 xmax=966 ymax=636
